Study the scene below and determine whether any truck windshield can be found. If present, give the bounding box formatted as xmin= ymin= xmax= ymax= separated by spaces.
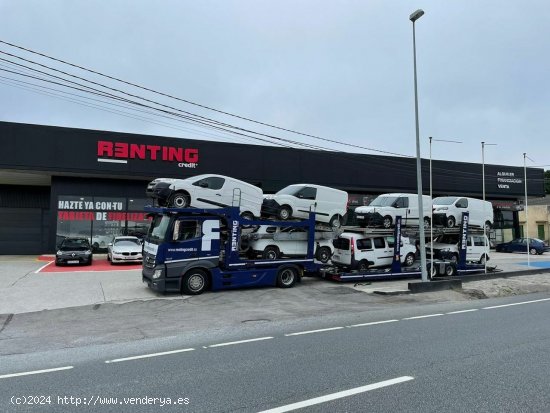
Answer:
xmin=148 ymin=215 xmax=171 ymax=241
xmin=369 ymin=196 xmax=398 ymax=207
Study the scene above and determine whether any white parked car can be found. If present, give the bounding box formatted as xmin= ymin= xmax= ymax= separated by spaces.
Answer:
xmin=262 ymin=184 xmax=348 ymax=228
xmin=245 ymin=225 xmax=334 ymax=263
xmin=426 ymin=233 xmax=490 ymax=264
xmin=146 ymin=174 xmax=263 ymax=218
xmin=432 ymin=196 xmax=493 ymax=230
xmin=107 ymin=236 xmax=143 ymax=264
xmin=355 ymin=193 xmax=432 ymax=229
xmin=331 ymin=233 xmax=417 ymax=271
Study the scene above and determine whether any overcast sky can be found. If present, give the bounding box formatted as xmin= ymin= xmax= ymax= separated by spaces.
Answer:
xmin=1 ymin=0 xmax=548 ymax=170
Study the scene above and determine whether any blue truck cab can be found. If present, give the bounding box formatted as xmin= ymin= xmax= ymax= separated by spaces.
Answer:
xmin=142 ymin=206 xmax=321 ymax=294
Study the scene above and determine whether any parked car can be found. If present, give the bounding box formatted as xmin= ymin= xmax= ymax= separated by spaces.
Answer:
xmin=107 ymin=236 xmax=143 ymax=264
xmin=432 ymin=196 xmax=493 ymax=230
xmin=245 ymin=225 xmax=334 ymax=263
xmin=426 ymin=233 xmax=490 ymax=264
xmin=495 ymin=238 xmax=549 ymax=255
xmin=55 ymin=237 xmax=93 ymax=266
xmin=262 ymin=184 xmax=348 ymax=228
xmin=331 ymin=233 xmax=417 ymax=271
xmin=354 ymin=193 xmax=432 ymax=229
xmin=146 ymin=174 xmax=263 ymax=218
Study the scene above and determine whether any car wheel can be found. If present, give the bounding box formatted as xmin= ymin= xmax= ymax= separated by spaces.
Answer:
xmin=357 ymin=260 xmax=369 ymax=271
xmin=479 ymin=254 xmax=487 ymax=265
xmin=423 ymin=217 xmax=431 ymax=230
xmin=181 ymin=269 xmax=208 ymax=295
xmin=445 ymin=264 xmax=456 ymax=276
xmin=315 ymin=247 xmax=332 ymax=263
xmin=262 ymin=246 xmax=280 ymax=260
xmin=429 ymin=263 xmax=438 ymax=279
xmin=404 ymin=252 xmax=415 ymax=267
xmin=446 ymin=216 xmax=456 ymax=228
xmin=383 ymin=216 xmax=393 ymax=229
xmin=529 ymin=247 xmax=538 ymax=255
xmin=329 ymin=215 xmax=342 ymax=229
xmin=450 ymin=253 xmax=459 ymax=264
xmin=169 ymin=191 xmax=190 ymax=208
xmin=276 ymin=266 xmax=298 ymax=288
xmin=278 ymin=205 xmax=292 ymax=220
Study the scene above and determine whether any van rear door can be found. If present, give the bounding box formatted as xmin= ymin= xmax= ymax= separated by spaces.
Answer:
xmin=331 ymin=237 xmax=352 ymax=266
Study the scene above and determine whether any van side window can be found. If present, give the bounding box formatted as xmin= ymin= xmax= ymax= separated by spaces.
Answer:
xmin=395 ymin=197 xmax=409 ymax=208
xmin=456 ymin=198 xmax=468 ymax=208
xmin=373 ymin=237 xmax=386 ymax=249
xmin=296 ymin=186 xmax=317 ymax=200
xmin=193 ymin=177 xmax=225 ymax=190
xmin=356 ymin=238 xmax=372 ymax=250
xmin=474 ymin=236 xmax=485 ymax=246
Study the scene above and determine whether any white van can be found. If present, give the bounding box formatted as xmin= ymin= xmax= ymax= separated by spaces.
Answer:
xmin=354 ymin=193 xmax=432 ymax=229
xmin=146 ymin=174 xmax=263 ymax=218
xmin=262 ymin=184 xmax=348 ymax=228
xmin=426 ymin=233 xmax=490 ymax=264
xmin=432 ymin=196 xmax=493 ymax=230
xmin=331 ymin=233 xmax=417 ymax=271
xmin=245 ymin=225 xmax=334 ymax=263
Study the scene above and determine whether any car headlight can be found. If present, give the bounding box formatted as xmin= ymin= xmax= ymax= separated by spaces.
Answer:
xmin=85 ymin=250 xmax=92 ymax=255
xmin=56 ymin=251 xmax=63 ymax=256
xmin=153 ymin=269 xmax=163 ymax=279
xmin=440 ymin=247 xmax=450 ymax=252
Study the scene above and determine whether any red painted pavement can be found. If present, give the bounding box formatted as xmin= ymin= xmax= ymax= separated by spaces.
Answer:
xmin=37 ymin=258 xmax=141 ymax=273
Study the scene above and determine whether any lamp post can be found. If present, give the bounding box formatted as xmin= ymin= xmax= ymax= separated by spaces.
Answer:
xmin=429 ymin=137 xmax=462 ymax=275
xmin=524 ymin=153 xmax=530 ymax=267
xmin=482 ymin=141 xmax=497 ymax=274
xmin=410 ymin=9 xmax=427 ymax=281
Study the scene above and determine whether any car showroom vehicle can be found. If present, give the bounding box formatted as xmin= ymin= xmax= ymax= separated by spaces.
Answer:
xmin=107 ymin=236 xmax=143 ymax=264
xmin=55 ymin=237 xmax=93 ymax=266
xmin=245 ymin=225 xmax=334 ymax=263
xmin=261 ymin=184 xmax=348 ymax=228
xmin=146 ymin=174 xmax=263 ymax=218
xmin=426 ymin=233 xmax=490 ymax=264
xmin=331 ymin=233 xmax=417 ymax=271
xmin=495 ymin=238 xmax=550 ymax=255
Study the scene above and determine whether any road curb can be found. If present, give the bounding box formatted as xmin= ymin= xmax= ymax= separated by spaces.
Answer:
xmin=446 ymin=267 xmax=550 ymax=283
xmin=408 ymin=279 xmax=462 ymax=293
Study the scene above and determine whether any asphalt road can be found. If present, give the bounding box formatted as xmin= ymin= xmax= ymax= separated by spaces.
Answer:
xmin=2 ymin=292 xmax=550 ymax=413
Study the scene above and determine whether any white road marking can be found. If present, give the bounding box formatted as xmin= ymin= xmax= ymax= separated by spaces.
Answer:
xmin=105 ymin=348 xmax=195 ymax=363
xmin=483 ymin=297 xmax=550 ymax=310
xmin=403 ymin=314 xmax=444 ymax=320
xmin=0 ymin=366 xmax=73 ymax=379
xmin=285 ymin=327 xmax=344 ymax=336
xmin=208 ymin=337 xmax=274 ymax=348
xmin=346 ymin=320 xmax=399 ymax=328
xmin=257 ymin=376 xmax=414 ymax=413
xmin=34 ymin=261 xmax=54 ymax=273
xmin=446 ymin=309 xmax=479 ymax=315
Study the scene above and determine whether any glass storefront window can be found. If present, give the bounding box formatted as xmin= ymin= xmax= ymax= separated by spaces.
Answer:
xmin=56 ymin=196 xmax=151 ymax=252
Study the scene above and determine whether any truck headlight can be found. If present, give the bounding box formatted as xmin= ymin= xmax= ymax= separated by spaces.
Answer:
xmin=153 ymin=269 xmax=163 ymax=279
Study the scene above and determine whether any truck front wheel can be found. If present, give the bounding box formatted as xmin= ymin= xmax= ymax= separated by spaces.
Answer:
xmin=181 ymin=269 xmax=208 ymax=295
xmin=276 ymin=266 xmax=298 ymax=288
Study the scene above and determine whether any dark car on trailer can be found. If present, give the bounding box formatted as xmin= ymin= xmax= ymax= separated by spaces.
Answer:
xmin=55 ymin=237 xmax=93 ymax=266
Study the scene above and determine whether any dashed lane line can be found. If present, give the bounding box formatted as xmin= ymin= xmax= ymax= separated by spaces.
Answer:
xmin=105 ymin=348 xmax=195 ymax=363
xmin=284 ymin=327 xmax=344 ymax=337
xmin=0 ymin=366 xmax=74 ymax=379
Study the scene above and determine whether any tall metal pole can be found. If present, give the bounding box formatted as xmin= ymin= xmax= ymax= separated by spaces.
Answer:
xmin=429 ymin=136 xmax=433 ymax=278
xmin=524 ymin=153 xmax=530 ymax=267
xmin=482 ymin=142 xmax=486 ymax=274
xmin=410 ymin=9 xmax=427 ymax=282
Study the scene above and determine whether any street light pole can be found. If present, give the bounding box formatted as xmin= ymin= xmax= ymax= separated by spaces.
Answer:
xmin=429 ymin=137 xmax=462 ymax=276
xmin=524 ymin=152 xmax=530 ymax=267
xmin=410 ymin=9 xmax=427 ymax=282
xmin=481 ymin=141 xmax=497 ymax=274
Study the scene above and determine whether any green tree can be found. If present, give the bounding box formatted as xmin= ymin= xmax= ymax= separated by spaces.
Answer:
xmin=546 ymin=170 xmax=550 ymax=194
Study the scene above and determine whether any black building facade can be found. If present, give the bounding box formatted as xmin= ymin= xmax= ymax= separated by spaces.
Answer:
xmin=0 ymin=121 xmax=545 ymax=254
